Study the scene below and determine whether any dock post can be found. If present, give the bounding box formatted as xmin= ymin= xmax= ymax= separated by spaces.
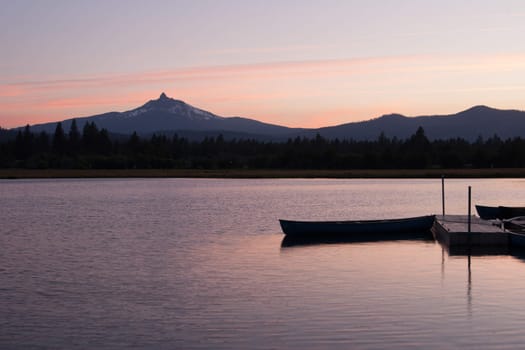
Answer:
xmin=468 ymin=186 xmax=471 ymax=233
xmin=467 ymin=186 xmax=472 ymax=267
xmin=468 ymin=185 xmax=472 ymax=254
xmin=441 ymin=175 xmax=445 ymax=216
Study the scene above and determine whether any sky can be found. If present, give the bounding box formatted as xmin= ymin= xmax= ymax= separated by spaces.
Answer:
xmin=1 ymin=0 xmax=525 ymax=129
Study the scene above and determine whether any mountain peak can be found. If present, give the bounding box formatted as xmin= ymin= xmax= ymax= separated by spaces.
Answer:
xmin=141 ymin=92 xmax=180 ymax=109
xmin=381 ymin=113 xmax=406 ymax=119
xmin=126 ymin=93 xmax=226 ymax=124
xmin=462 ymin=105 xmax=494 ymax=113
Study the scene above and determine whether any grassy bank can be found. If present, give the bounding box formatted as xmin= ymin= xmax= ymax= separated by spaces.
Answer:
xmin=2 ymin=168 xmax=525 ymax=179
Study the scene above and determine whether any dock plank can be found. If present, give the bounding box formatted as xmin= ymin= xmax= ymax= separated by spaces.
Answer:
xmin=432 ymin=215 xmax=509 ymax=246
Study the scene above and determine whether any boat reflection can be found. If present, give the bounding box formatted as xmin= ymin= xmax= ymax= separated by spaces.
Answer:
xmin=509 ymin=248 xmax=525 ymax=263
xmin=280 ymin=231 xmax=434 ymax=248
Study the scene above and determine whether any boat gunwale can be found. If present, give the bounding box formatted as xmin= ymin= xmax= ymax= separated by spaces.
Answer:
xmin=279 ymin=214 xmax=436 ymax=236
xmin=279 ymin=215 xmax=435 ymax=226
xmin=476 ymin=204 xmax=525 ymax=220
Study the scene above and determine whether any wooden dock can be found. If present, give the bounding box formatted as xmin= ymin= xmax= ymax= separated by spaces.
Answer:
xmin=432 ymin=215 xmax=509 ymax=247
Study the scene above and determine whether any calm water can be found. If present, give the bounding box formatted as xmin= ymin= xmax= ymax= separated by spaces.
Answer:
xmin=3 ymin=178 xmax=525 ymax=349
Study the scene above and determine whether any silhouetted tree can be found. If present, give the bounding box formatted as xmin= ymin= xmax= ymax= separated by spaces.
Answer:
xmin=52 ymin=122 xmax=66 ymax=154
xmin=35 ymin=131 xmax=50 ymax=154
xmin=82 ymin=122 xmax=99 ymax=154
xmin=97 ymin=129 xmax=112 ymax=155
xmin=68 ymin=119 xmax=80 ymax=153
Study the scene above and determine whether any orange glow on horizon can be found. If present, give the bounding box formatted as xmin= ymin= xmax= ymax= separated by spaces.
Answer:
xmin=2 ymin=53 xmax=525 ymax=129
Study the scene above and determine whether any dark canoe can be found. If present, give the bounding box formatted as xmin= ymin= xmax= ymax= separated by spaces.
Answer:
xmin=476 ymin=205 xmax=525 ymax=220
xmin=475 ymin=205 xmax=501 ymax=220
xmin=504 ymin=218 xmax=525 ymax=248
xmin=500 ymin=206 xmax=525 ymax=219
xmin=509 ymin=231 xmax=525 ymax=248
xmin=279 ymin=215 xmax=435 ymax=237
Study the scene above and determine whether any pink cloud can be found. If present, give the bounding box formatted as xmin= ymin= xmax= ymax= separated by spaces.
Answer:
xmin=0 ymin=85 xmax=26 ymax=97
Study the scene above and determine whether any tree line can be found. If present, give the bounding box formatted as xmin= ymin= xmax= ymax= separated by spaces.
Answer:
xmin=1 ymin=120 xmax=524 ymax=169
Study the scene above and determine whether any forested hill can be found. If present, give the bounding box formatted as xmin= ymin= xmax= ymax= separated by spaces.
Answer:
xmin=2 ymin=122 xmax=525 ymax=170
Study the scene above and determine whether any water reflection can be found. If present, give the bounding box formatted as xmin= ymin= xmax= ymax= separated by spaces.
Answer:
xmin=509 ymin=248 xmax=525 ymax=263
xmin=467 ymin=254 xmax=472 ymax=317
xmin=281 ymin=231 xmax=435 ymax=248
xmin=443 ymin=245 xmax=509 ymax=256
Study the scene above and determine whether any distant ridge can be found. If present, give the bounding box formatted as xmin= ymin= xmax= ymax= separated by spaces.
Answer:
xmin=11 ymin=94 xmax=525 ymax=141
xmin=22 ymin=93 xmax=299 ymax=140
xmin=297 ymin=105 xmax=525 ymax=141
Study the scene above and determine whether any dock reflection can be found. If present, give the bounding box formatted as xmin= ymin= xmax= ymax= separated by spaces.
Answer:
xmin=440 ymin=244 xmax=510 ymax=256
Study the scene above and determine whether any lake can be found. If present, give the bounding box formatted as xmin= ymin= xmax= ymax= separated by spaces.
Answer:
xmin=3 ymin=178 xmax=525 ymax=349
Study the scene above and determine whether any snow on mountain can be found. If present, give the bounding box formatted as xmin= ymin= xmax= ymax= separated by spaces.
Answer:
xmin=122 ymin=93 xmax=224 ymax=122
xmin=21 ymin=93 xmax=293 ymax=137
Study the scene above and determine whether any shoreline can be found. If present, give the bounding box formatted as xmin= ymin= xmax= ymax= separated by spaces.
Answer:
xmin=2 ymin=168 xmax=525 ymax=179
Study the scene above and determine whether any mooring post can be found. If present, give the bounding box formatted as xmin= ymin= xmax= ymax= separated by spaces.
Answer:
xmin=468 ymin=186 xmax=472 ymax=233
xmin=441 ymin=175 xmax=445 ymax=217
xmin=468 ymin=186 xmax=472 ymax=262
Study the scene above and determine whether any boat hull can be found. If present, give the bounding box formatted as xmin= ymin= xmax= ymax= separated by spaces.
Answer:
xmin=505 ymin=218 xmax=525 ymax=249
xmin=476 ymin=205 xmax=525 ymax=220
xmin=509 ymin=232 xmax=525 ymax=248
xmin=279 ymin=215 xmax=435 ymax=237
xmin=475 ymin=205 xmax=501 ymax=220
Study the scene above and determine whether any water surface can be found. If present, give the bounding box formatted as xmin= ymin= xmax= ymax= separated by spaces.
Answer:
xmin=2 ymin=178 xmax=525 ymax=349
